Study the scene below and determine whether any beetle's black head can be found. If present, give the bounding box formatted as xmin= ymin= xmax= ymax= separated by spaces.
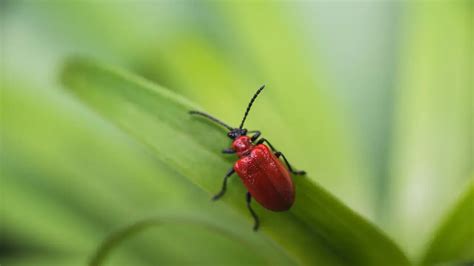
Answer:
xmin=227 ymin=128 xmax=247 ymax=139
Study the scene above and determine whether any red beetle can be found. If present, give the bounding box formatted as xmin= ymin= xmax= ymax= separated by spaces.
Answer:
xmin=190 ymin=85 xmax=305 ymax=231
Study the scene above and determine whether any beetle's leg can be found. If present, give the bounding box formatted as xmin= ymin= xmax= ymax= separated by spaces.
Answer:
xmin=248 ymin=130 xmax=261 ymax=142
xmin=256 ymin=138 xmax=276 ymax=150
xmin=212 ymin=167 xmax=235 ymax=201
xmin=274 ymin=151 xmax=306 ymax=175
xmin=257 ymin=138 xmax=306 ymax=175
xmin=222 ymin=148 xmax=236 ymax=154
xmin=246 ymin=192 xmax=260 ymax=231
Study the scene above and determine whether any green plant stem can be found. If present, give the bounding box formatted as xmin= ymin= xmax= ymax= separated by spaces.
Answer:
xmin=90 ymin=216 xmax=267 ymax=266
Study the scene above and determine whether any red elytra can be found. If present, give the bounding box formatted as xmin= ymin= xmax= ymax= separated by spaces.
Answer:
xmin=189 ymin=85 xmax=305 ymax=231
xmin=233 ymin=136 xmax=295 ymax=211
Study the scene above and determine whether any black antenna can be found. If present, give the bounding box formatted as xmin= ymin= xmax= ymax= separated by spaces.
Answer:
xmin=189 ymin=110 xmax=233 ymax=131
xmin=239 ymin=85 xmax=265 ymax=129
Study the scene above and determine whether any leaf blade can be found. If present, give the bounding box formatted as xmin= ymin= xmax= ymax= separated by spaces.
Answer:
xmin=61 ymin=57 xmax=411 ymax=266
xmin=421 ymin=180 xmax=474 ymax=265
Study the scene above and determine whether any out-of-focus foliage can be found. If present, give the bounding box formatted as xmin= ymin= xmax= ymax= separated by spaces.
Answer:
xmin=388 ymin=2 xmax=473 ymax=259
xmin=1 ymin=1 xmax=472 ymax=265
xmin=421 ymin=180 xmax=474 ymax=266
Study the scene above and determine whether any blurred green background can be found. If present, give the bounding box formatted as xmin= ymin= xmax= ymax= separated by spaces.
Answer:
xmin=1 ymin=1 xmax=472 ymax=265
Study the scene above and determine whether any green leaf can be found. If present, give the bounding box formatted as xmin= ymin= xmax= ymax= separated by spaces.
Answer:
xmin=421 ymin=180 xmax=474 ymax=265
xmin=61 ymin=57 xmax=411 ymax=266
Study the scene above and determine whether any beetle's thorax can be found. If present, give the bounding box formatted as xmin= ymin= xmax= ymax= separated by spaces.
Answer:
xmin=232 ymin=136 xmax=254 ymax=158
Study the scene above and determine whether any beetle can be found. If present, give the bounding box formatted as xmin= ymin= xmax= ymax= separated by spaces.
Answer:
xmin=189 ymin=85 xmax=306 ymax=231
